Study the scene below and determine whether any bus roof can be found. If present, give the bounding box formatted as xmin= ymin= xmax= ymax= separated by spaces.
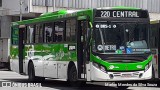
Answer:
xmin=97 ymin=6 xmax=141 ymax=10
xmin=12 ymin=9 xmax=92 ymax=26
xmin=12 ymin=6 xmax=144 ymax=26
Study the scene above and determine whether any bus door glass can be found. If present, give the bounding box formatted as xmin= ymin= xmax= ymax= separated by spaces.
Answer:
xmin=77 ymin=17 xmax=90 ymax=79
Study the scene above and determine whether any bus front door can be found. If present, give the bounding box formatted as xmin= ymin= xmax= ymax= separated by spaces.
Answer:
xmin=77 ymin=19 xmax=89 ymax=79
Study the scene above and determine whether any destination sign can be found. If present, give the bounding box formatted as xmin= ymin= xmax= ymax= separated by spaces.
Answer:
xmin=95 ymin=10 xmax=148 ymax=18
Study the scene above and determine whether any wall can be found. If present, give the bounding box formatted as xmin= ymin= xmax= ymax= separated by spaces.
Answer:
xmin=0 ymin=16 xmax=11 ymax=38
xmin=2 ymin=0 xmax=28 ymax=15
xmin=53 ymin=0 xmax=160 ymax=13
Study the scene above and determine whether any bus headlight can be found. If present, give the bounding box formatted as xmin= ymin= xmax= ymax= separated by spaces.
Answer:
xmin=93 ymin=62 xmax=107 ymax=73
xmin=100 ymin=65 xmax=106 ymax=73
xmin=144 ymin=61 xmax=152 ymax=72
xmin=93 ymin=62 xmax=99 ymax=68
xmin=145 ymin=65 xmax=148 ymax=72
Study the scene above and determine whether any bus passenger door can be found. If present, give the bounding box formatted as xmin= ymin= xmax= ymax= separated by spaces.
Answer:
xmin=77 ymin=17 xmax=90 ymax=79
xmin=18 ymin=25 xmax=25 ymax=74
xmin=150 ymin=23 xmax=159 ymax=78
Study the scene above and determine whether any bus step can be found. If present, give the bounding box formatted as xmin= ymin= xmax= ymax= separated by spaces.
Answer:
xmin=78 ymin=79 xmax=86 ymax=81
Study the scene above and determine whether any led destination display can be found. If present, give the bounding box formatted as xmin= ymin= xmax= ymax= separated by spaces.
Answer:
xmin=95 ymin=10 xmax=148 ymax=18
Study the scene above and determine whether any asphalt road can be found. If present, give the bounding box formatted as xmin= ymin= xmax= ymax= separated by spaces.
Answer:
xmin=0 ymin=69 xmax=160 ymax=90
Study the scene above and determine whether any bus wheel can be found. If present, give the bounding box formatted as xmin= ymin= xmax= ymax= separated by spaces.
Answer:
xmin=28 ymin=62 xmax=45 ymax=82
xmin=28 ymin=62 xmax=36 ymax=82
xmin=68 ymin=65 xmax=85 ymax=87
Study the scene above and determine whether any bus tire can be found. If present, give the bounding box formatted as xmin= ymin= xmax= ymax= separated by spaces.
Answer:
xmin=28 ymin=62 xmax=45 ymax=82
xmin=28 ymin=62 xmax=36 ymax=82
xmin=68 ymin=65 xmax=85 ymax=87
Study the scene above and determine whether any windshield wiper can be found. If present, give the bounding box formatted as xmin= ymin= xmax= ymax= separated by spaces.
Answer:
xmin=98 ymin=23 xmax=105 ymax=53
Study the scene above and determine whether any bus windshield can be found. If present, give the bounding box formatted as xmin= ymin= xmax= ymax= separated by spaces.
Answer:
xmin=92 ymin=22 xmax=150 ymax=54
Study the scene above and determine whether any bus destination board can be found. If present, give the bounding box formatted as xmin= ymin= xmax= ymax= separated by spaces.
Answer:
xmin=95 ymin=10 xmax=148 ymax=18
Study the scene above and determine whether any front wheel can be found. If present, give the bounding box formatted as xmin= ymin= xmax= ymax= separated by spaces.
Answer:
xmin=28 ymin=62 xmax=45 ymax=82
xmin=68 ymin=65 xmax=85 ymax=87
xmin=28 ymin=62 xmax=36 ymax=82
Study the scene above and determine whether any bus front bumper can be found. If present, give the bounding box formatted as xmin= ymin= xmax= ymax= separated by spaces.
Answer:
xmin=90 ymin=64 xmax=152 ymax=81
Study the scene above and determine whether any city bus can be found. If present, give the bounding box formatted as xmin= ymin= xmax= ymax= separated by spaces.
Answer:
xmin=10 ymin=6 xmax=153 ymax=87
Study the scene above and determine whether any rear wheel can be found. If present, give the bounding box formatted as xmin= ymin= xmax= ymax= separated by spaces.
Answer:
xmin=28 ymin=62 xmax=45 ymax=82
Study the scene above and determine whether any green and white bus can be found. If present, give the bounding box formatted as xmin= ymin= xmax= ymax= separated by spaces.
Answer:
xmin=10 ymin=6 xmax=152 ymax=85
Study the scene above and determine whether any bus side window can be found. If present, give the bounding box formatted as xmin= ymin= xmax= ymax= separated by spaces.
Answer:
xmin=35 ymin=24 xmax=43 ymax=43
xmin=26 ymin=25 xmax=34 ymax=44
xmin=11 ymin=27 xmax=19 ymax=45
xmin=54 ymin=21 xmax=65 ymax=42
xmin=44 ymin=23 xmax=53 ymax=43
xmin=66 ymin=19 xmax=76 ymax=42
xmin=150 ymin=24 xmax=158 ymax=48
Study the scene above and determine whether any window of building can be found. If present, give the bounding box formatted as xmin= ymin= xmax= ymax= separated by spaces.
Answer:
xmin=55 ymin=0 xmax=68 ymax=7
xmin=47 ymin=0 xmax=53 ymax=6
xmin=32 ymin=0 xmax=45 ymax=6
xmin=32 ymin=0 xmax=52 ymax=6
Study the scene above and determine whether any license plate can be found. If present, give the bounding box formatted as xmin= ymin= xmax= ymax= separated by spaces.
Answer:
xmin=121 ymin=74 xmax=132 ymax=77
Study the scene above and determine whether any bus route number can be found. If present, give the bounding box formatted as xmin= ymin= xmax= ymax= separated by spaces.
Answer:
xmin=101 ymin=11 xmax=110 ymax=17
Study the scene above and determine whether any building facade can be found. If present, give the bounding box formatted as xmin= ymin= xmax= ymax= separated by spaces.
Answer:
xmin=1 ymin=0 xmax=160 ymax=37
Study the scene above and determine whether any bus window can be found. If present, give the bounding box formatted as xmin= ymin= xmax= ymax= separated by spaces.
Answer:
xmin=66 ymin=19 xmax=76 ymax=42
xmin=26 ymin=25 xmax=34 ymax=43
xmin=150 ymin=24 xmax=158 ymax=48
xmin=54 ymin=21 xmax=64 ymax=42
xmin=11 ymin=27 xmax=19 ymax=45
xmin=35 ymin=24 xmax=43 ymax=43
xmin=44 ymin=23 xmax=53 ymax=43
